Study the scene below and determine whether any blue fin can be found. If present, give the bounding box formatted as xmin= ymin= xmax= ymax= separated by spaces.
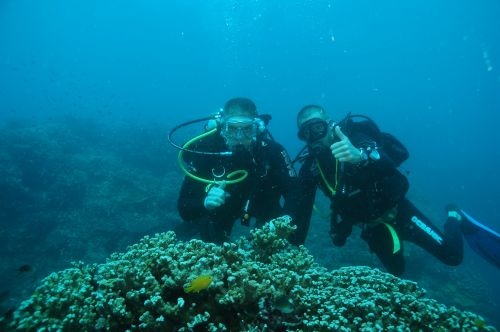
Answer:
xmin=460 ymin=209 xmax=500 ymax=269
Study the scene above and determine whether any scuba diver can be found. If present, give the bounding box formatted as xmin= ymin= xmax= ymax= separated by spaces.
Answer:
xmin=172 ymin=97 xmax=301 ymax=244
xmin=293 ymin=105 xmax=500 ymax=276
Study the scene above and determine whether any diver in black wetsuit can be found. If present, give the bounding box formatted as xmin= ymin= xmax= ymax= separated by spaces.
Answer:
xmin=176 ymin=97 xmax=300 ymax=244
xmin=293 ymin=105 xmax=464 ymax=276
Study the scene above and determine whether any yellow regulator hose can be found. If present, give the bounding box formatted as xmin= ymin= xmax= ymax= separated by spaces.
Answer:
xmin=177 ymin=128 xmax=248 ymax=186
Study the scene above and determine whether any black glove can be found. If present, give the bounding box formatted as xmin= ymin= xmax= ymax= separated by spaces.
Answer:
xmin=329 ymin=219 xmax=352 ymax=247
xmin=330 ymin=232 xmax=347 ymax=247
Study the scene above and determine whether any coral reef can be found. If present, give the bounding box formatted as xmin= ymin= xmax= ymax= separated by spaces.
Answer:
xmin=0 ymin=118 xmax=180 ymax=316
xmin=7 ymin=216 xmax=496 ymax=331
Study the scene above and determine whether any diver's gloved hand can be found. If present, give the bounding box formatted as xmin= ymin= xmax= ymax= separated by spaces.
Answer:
xmin=329 ymin=219 xmax=352 ymax=247
xmin=330 ymin=233 xmax=348 ymax=247
xmin=330 ymin=126 xmax=363 ymax=164
xmin=203 ymin=182 xmax=229 ymax=210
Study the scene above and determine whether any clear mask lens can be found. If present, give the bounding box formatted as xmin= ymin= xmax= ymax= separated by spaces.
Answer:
xmin=222 ymin=117 xmax=256 ymax=147
xmin=300 ymin=120 xmax=328 ymax=143
xmin=226 ymin=123 xmax=254 ymax=139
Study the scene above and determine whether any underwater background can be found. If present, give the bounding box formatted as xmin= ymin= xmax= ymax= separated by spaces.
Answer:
xmin=1 ymin=0 xmax=499 ymax=328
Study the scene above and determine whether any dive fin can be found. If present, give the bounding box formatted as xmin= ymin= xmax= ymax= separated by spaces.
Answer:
xmin=460 ymin=209 xmax=500 ymax=269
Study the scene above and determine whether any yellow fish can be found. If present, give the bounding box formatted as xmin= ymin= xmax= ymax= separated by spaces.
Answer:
xmin=184 ymin=275 xmax=213 ymax=293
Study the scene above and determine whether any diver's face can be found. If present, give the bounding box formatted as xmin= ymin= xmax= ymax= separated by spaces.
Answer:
xmin=221 ymin=116 xmax=257 ymax=151
xmin=298 ymin=119 xmax=333 ymax=155
xmin=299 ymin=119 xmax=329 ymax=143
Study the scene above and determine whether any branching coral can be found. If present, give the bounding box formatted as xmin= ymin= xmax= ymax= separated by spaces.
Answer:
xmin=8 ymin=216 xmax=496 ymax=331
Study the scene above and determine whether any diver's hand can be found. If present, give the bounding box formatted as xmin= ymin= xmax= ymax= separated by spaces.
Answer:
xmin=203 ymin=182 xmax=229 ymax=210
xmin=330 ymin=126 xmax=363 ymax=164
xmin=330 ymin=233 xmax=348 ymax=247
xmin=329 ymin=219 xmax=352 ymax=247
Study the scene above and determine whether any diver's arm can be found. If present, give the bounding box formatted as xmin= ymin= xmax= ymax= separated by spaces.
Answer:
xmin=264 ymin=141 xmax=313 ymax=245
xmin=177 ymin=136 xmax=227 ymax=220
xmin=268 ymin=141 xmax=299 ymax=212
xmin=329 ymin=213 xmax=353 ymax=247
xmin=345 ymin=129 xmax=397 ymax=172
xmin=286 ymin=156 xmax=317 ymax=246
xmin=177 ymin=177 xmax=209 ymax=221
xmin=290 ymin=175 xmax=316 ymax=246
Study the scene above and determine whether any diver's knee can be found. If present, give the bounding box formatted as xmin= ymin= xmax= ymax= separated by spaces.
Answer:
xmin=383 ymin=259 xmax=405 ymax=276
xmin=388 ymin=265 xmax=405 ymax=277
xmin=444 ymin=252 xmax=463 ymax=266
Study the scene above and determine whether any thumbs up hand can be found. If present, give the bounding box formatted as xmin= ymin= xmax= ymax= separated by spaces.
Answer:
xmin=330 ymin=126 xmax=364 ymax=164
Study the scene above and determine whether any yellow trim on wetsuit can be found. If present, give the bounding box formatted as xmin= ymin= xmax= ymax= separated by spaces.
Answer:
xmin=370 ymin=207 xmax=401 ymax=254
xmin=383 ymin=222 xmax=401 ymax=254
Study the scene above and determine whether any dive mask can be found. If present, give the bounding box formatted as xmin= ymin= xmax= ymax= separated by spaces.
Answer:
xmin=221 ymin=116 xmax=257 ymax=149
xmin=298 ymin=119 xmax=329 ymax=143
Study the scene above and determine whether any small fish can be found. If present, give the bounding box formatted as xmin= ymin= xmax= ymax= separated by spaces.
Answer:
xmin=18 ymin=264 xmax=33 ymax=273
xmin=184 ymin=275 xmax=213 ymax=293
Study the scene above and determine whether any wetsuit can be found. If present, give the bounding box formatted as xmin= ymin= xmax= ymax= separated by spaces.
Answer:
xmin=177 ymin=132 xmax=300 ymax=244
xmin=296 ymin=124 xmax=463 ymax=276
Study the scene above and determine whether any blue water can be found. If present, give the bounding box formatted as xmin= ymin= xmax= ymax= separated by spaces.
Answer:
xmin=1 ymin=0 xmax=499 ymax=328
